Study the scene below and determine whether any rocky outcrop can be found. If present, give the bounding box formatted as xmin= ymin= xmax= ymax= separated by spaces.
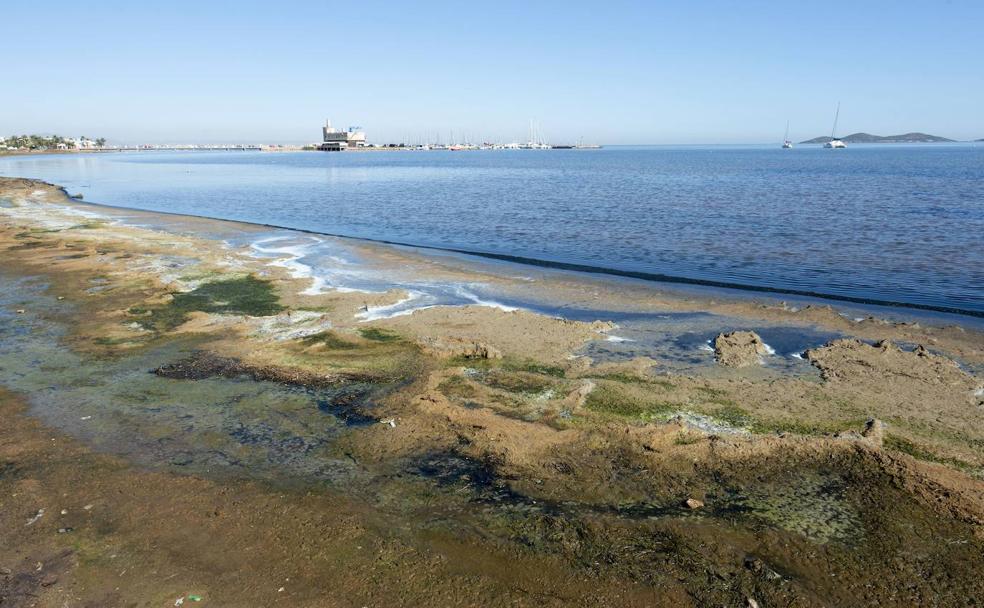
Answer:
xmin=418 ymin=337 xmax=503 ymax=360
xmin=805 ymin=338 xmax=967 ymax=384
xmin=713 ymin=331 xmax=770 ymax=367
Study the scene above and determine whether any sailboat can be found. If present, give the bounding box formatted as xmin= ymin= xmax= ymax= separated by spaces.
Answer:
xmin=824 ymin=103 xmax=847 ymax=148
xmin=782 ymin=121 xmax=793 ymax=149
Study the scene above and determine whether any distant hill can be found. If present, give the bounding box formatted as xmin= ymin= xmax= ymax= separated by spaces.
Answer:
xmin=800 ymin=132 xmax=955 ymax=144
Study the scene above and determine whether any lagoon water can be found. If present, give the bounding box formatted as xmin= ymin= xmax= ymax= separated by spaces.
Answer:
xmin=2 ymin=144 xmax=982 ymax=316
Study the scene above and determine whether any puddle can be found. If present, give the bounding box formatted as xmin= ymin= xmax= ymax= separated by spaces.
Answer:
xmin=580 ymin=313 xmax=842 ymax=375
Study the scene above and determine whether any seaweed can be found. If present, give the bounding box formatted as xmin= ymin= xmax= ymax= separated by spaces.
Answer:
xmin=884 ymin=434 xmax=974 ymax=471
xmin=584 ymin=381 xmax=674 ymax=419
xmin=437 ymin=375 xmax=479 ymax=400
xmin=137 ymin=275 xmax=282 ymax=331
xmin=358 ymin=327 xmax=401 ymax=342
xmin=300 ymin=330 xmax=358 ymax=349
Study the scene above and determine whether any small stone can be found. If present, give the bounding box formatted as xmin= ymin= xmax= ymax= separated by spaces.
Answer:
xmin=57 ymin=527 xmax=74 ymax=534
xmin=684 ymin=498 xmax=704 ymax=510
xmin=15 ymin=309 xmax=26 ymax=314
xmin=0 ymin=567 xmax=11 ymax=576
xmin=40 ymin=573 xmax=58 ymax=586
xmin=746 ymin=598 xmax=759 ymax=608
xmin=57 ymin=296 xmax=65 ymax=300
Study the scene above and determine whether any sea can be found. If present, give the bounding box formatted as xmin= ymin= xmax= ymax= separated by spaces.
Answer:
xmin=2 ymin=144 xmax=982 ymax=317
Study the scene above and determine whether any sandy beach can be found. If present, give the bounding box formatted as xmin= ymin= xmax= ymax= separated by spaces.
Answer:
xmin=2 ymin=176 xmax=983 ymax=606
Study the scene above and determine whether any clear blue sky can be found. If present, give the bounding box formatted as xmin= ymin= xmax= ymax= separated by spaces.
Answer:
xmin=5 ymin=0 xmax=983 ymax=144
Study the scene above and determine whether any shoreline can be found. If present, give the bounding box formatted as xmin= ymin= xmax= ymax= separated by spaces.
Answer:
xmin=17 ymin=177 xmax=984 ymax=323
xmin=2 ymin=175 xmax=983 ymax=605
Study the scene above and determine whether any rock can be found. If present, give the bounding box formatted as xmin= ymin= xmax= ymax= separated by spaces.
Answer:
xmin=15 ymin=309 xmax=26 ymax=314
xmin=713 ymin=331 xmax=771 ymax=367
xmin=746 ymin=598 xmax=759 ymax=608
xmin=684 ymin=497 xmax=704 ymax=510
xmin=419 ymin=337 xmax=503 ymax=360
xmin=862 ymin=418 xmax=886 ymax=447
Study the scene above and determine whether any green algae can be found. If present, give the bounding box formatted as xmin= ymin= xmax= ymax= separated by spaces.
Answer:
xmin=884 ymin=434 xmax=975 ymax=471
xmin=712 ymin=404 xmax=754 ymax=428
xmin=300 ymin=330 xmax=358 ymax=349
xmin=135 ymin=275 xmax=283 ymax=332
xmin=437 ymin=375 xmax=478 ymax=400
xmin=583 ymin=381 xmax=674 ymax=420
xmin=479 ymin=369 xmax=556 ymax=395
xmin=588 ymin=372 xmax=674 ymax=390
xmin=358 ymin=327 xmax=401 ymax=342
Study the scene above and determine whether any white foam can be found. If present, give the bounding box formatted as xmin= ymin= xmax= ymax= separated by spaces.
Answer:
xmin=454 ymin=285 xmax=520 ymax=312
xmin=698 ymin=343 xmax=715 ymax=352
xmin=974 ymin=387 xmax=984 ymax=397
xmin=791 ymin=352 xmax=804 ymax=360
xmin=761 ymin=342 xmax=776 ymax=356
xmin=249 ymin=235 xmax=375 ymax=295
xmin=605 ymin=335 xmax=634 ymax=343
xmin=357 ymin=291 xmax=426 ymax=321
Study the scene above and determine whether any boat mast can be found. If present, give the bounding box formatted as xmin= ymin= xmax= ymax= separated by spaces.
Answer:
xmin=831 ymin=102 xmax=841 ymax=139
xmin=784 ymin=120 xmax=790 ymax=142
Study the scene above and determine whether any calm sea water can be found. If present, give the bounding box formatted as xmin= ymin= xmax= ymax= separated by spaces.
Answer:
xmin=2 ymin=145 xmax=982 ymax=316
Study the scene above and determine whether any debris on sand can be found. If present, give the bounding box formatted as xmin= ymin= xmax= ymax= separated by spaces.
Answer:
xmin=25 ymin=508 xmax=44 ymax=525
xmin=713 ymin=331 xmax=771 ymax=367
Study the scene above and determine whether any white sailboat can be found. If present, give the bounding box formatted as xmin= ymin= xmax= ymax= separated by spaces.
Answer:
xmin=782 ymin=121 xmax=793 ymax=148
xmin=824 ymin=103 xmax=847 ymax=148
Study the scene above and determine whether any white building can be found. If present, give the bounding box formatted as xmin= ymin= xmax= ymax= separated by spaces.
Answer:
xmin=317 ymin=120 xmax=366 ymax=151
xmin=74 ymin=137 xmax=99 ymax=149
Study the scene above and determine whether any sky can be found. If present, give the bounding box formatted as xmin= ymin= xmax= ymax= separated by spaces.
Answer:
xmin=4 ymin=0 xmax=983 ymax=145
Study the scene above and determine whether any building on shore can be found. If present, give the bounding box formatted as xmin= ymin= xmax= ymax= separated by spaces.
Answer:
xmin=317 ymin=120 xmax=366 ymax=151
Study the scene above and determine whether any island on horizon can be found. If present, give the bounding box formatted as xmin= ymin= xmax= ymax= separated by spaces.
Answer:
xmin=800 ymin=132 xmax=956 ymax=144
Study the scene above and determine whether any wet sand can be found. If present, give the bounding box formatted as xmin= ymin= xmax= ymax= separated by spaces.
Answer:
xmin=2 ymin=176 xmax=983 ymax=606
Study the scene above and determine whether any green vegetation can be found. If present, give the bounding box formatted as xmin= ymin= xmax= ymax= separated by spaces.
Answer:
xmin=747 ymin=416 xmax=869 ymax=437
xmin=133 ymin=276 xmax=282 ymax=332
xmin=884 ymin=435 xmax=974 ymax=471
xmin=588 ymin=372 xmax=674 ymax=390
xmin=713 ymin=405 xmax=753 ymax=428
xmin=0 ymin=134 xmax=106 ymax=151
xmin=299 ymin=330 xmax=357 ymax=349
xmin=480 ymin=369 xmax=556 ymax=395
xmin=358 ymin=327 xmax=401 ymax=342
xmin=437 ymin=375 xmax=478 ymax=400
xmin=584 ymin=381 xmax=674 ymax=419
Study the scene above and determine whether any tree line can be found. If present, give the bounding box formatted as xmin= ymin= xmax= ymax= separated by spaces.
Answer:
xmin=1 ymin=134 xmax=106 ymax=150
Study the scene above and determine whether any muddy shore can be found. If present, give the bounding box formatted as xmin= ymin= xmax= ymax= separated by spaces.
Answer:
xmin=2 ymin=176 xmax=983 ymax=607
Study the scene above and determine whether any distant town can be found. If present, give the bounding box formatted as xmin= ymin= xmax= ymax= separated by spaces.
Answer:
xmin=4 ymin=123 xmax=980 ymax=155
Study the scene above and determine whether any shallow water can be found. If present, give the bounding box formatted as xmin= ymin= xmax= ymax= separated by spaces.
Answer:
xmin=2 ymin=145 xmax=982 ymax=315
